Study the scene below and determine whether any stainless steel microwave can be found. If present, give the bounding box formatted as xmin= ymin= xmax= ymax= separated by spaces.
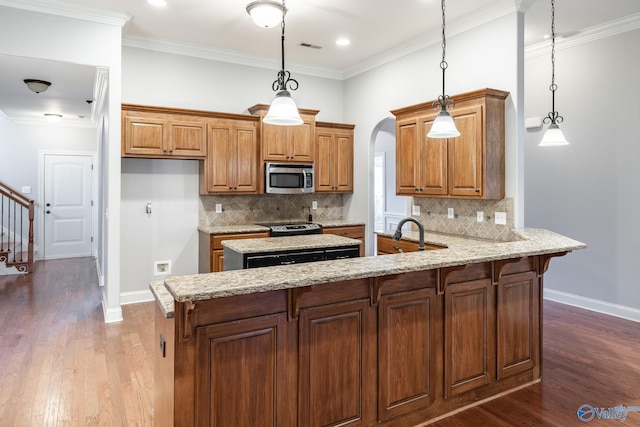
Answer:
xmin=265 ymin=163 xmax=314 ymax=194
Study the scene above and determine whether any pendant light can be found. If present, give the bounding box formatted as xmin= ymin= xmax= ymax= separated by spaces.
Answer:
xmin=263 ymin=0 xmax=303 ymax=126
xmin=427 ymin=0 xmax=460 ymax=139
xmin=540 ymin=0 xmax=569 ymax=146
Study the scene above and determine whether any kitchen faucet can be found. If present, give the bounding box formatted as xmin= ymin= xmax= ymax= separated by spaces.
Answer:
xmin=393 ymin=217 xmax=425 ymax=251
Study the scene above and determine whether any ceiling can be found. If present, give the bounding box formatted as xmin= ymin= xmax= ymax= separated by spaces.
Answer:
xmin=1 ymin=0 xmax=639 ymax=126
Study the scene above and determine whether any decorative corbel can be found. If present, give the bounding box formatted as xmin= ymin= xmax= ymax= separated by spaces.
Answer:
xmin=437 ymin=265 xmax=468 ymax=294
xmin=287 ymin=287 xmax=313 ymax=321
xmin=370 ymin=275 xmax=397 ymax=306
xmin=493 ymin=257 xmax=526 ymax=284
xmin=538 ymin=252 xmax=569 ymax=277
xmin=180 ymin=301 xmax=197 ymax=341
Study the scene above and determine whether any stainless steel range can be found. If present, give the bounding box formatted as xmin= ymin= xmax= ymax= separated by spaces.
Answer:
xmin=257 ymin=221 xmax=323 ymax=237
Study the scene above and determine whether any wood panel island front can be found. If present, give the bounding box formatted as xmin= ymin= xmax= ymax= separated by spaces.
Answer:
xmin=151 ymin=229 xmax=585 ymax=427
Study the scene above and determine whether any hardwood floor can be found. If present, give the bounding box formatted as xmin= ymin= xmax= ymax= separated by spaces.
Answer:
xmin=0 ymin=258 xmax=154 ymax=426
xmin=1 ymin=258 xmax=638 ymax=426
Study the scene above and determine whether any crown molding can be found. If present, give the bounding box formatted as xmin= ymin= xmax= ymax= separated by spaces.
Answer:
xmin=526 ymin=12 xmax=640 ymax=59
xmin=123 ymin=34 xmax=345 ymax=81
xmin=8 ymin=115 xmax=97 ymax=129
xmin=0 ymin=0 xmax=130 ymax=28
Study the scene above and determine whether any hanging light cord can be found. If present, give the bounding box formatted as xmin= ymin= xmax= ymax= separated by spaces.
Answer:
xmin=272 ymin=0 xmax=298 ymax=92
xmin=544 ymin=0 xmax=563 ymax=126
xmin=433 ymin=0 xmax=454 ymax=113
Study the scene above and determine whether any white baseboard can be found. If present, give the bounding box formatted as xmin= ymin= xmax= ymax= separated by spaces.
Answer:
xmin=102 ymin=299 xmax=123 ymax=323
xmin=544 ymin=288 xmax=640 ymax=323
xmin=120 ymin=289 xmax=154 ymax=305
xmin=95 ymin=258 xmax=104 ymax=287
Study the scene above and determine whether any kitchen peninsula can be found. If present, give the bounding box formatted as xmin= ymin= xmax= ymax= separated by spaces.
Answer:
xmin=153 ymin=229 xmax=585 ymax=427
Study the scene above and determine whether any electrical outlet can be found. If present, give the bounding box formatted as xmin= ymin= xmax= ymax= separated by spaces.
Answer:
xmin=412 ymin=205 xmax=420 ymax=216
xmin=154 ymin=260 xmax=171 ymax=276
xmin=215 ymin=203 xmax=222 ymax=213
xmin=476 ymin=211 xmax=484 ymax=222
xmin=21 ymin=186 xmax=32 ymax=194
xmin=495 ymin=212 xmax=507 ymax=225
xmin=312 ymin=201 xmax=318 ymax=210
xmin=448 ymin=208 xmax=454 ymax=219
xmin=146 ymin=203 xmax=152 ymax=214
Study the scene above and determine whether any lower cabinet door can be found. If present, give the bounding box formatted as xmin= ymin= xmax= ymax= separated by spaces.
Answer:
xmin=444 ymin=278 xmax=495 ymax=397
xmin=298 ymin=299 xmax=375 ymax=427
xmin=497 ymin=271 xmax=540 ymax=379
xmin=195 ymin=313 xmax=289 ymax=427
xmin=378 ymin=288 xmax=439 ymax=421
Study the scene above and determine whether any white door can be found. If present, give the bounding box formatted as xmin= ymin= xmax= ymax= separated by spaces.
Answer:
xmin=43 ymin=154 xmax=93 ymax=259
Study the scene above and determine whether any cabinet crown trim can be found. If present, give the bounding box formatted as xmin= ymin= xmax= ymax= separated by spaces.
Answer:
xmin=390 ymin=88 xmax=510 ymax=116
xmin=122 ymin=103 xmax=259 ymax=122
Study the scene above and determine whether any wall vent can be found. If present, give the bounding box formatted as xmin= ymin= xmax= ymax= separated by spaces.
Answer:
xmin=299 ymin=42 xmax=322 ymax=49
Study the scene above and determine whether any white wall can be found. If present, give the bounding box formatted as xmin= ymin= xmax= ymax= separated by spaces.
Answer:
xmin=120 ymin=47 xmax=345 ymax=298
xmin=524 ymin=28 xmax=640 ymax=316
xmin=344 ymin=13 xmax=521 ymax=254
xmin=0 ymin=5 xmax=124 ymax=322
xmin=0 ymin=117 xmax=96 ymax=258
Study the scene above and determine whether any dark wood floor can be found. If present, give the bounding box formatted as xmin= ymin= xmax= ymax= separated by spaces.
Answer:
xmin=1 ymin=258 xmax=638 ymax=426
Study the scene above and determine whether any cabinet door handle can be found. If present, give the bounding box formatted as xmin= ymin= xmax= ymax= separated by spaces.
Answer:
xmin=475 ymin=188 xmax=480 ymax=192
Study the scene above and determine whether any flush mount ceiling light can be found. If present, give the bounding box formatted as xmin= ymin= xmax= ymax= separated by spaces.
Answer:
xmin=540 ymin=0 xmax=569 ymax=146
xmin=427 ymin=0 xmax=459 ymax=139
xmin=148 ymin=0 xmax=167 ymax=7
xmin=246 ymin=0 xmax=285 ymax=28
xmin=263 ymin=0 xmax=303 ymax=126
xmin=24 ymin=79 xmax=51 ymax=94
xmin=44 ymin=113 xmax=62 ymax=122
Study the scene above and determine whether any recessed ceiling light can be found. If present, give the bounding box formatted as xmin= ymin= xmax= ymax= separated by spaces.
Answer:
xmin=148 ymin=0 xmax=167 ymax=7
xmin=336 ymin=38 xmax=350 ymax=46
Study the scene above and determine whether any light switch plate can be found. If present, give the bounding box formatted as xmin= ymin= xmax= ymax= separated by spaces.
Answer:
xmin=312 ymin=201 xmax=318 ymax=210
xmin=215 ymin=204 xmax=222 ymax=213
xmin=448 ymin=208 xmax=454 ymax=219
xmin=495 ymin=212 xmax=507 ymax=225
xmin=476 ymin=211 xmax=484 ymax=222
xmin=21 ymin=186 xmax=32 ymax=194
xmin=412 ymin=205 xmax=420 ymax=216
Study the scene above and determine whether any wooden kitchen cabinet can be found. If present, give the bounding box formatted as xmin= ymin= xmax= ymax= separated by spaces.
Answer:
xmin=323 ymin=225 xmax=364 ymax=256
xmin=200 ymin=118 xmax=260 ymax=194
xmin=376 ymin=234 xmax=445 ymax=255
xmin=198 ymin=230 xmax=270 ymax=273
xmin=315 ymin=122 xmax=355 ymax=193
xmin=195 ymin=313 xmax=291 ymax=426
xmin=391 ymin=88 xmax=509 ymax=199
xmin=248 ymin=104 xmax=319 ymax=163
xmin=122 ymin=105 xmax=207 ymax=159
xmin=298 ymin=298 xmax=376 ymax=426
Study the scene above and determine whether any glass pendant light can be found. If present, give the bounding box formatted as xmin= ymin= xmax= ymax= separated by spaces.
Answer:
xmin=264 ymin=0 xmax=303 ymax=126
xmin=428 ymin=0 xmax=460 ymax=139
xmin=540 ymin=0 xmax=569 ymax=146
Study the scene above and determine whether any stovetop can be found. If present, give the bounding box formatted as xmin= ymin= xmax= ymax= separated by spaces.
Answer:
xmin=256 ymin=221 xmax=322 ymax=236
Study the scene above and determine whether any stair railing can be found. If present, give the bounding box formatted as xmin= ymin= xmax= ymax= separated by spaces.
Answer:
xmin=0 ymin=181 xmax=35 ymax=272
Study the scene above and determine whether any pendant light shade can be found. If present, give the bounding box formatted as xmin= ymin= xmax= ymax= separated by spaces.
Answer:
xmin=246 ymin=0 xmax=284 ymax=28
xmin=429 ymin=110 xmax=460 ymax=138
xmin=264 ymin=90 xmax=303 ymax=125
xmin=263 ymin=0 xmax=303 ymax=126
xmin=540 ymin=0 xmax=569 ymax=146
xmin=427 ymin=0 xmax=459 ymax=139
xmin=539 ymin=123 xmax=568 ymax=146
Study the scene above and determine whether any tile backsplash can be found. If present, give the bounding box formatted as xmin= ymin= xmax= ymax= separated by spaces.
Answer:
xmin=200 ymin=194 xmax=344 ymax=226
xmin=410 ymin=197 xmax=515 ymax=241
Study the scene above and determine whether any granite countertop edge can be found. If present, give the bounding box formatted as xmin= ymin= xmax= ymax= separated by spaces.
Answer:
xmin=164 ymin=228 xmax=586 ymax=305
xmin=223 ymin=234 xmax=361 ymax=254
xmin=149 ymin=280 xmax=175 ymax=318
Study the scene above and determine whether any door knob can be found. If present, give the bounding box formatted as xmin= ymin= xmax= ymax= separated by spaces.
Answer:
xmin=46 ymin=203 xmax=51 ymax=207
xmin=46 ymin=210 xmax=51 ymax=214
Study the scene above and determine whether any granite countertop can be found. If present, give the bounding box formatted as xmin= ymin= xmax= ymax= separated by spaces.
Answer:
xmin=374 ymin=229 xmax=509 ymax=247
xmin=198 ymin=219 xmax=365 ymax=235
xmin=149 ymin=280 xmax=175 ymax=318
xmin=223 ymin=234 xmax=361 ymax=254
xmin=162 ymin=228 xmax=586 ymax=307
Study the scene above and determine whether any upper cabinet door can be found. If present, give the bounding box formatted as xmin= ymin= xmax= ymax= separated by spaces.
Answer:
xmin=334 ymin=132 xmax=353 ymax=192
xmin=261 ymin=122 xmax=289 ymax=161
xmin=420 ymin=116 xmax=448 ymax=196
xmin=123 ymin=115 xmax=166 ymax=156
xmin=396 ymin=119 xmax=420 ymax=195
xmin=449 ymin=105 xmax=483 ymax=197
xmin=169 ymin=120 xmax=207 ymax=157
